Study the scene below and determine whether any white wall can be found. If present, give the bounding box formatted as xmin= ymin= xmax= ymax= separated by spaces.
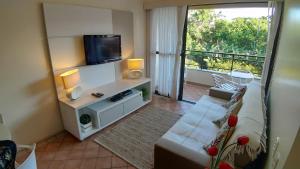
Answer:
xmin=265 ymin=0 xmax=300 ymax=168
xmin=0 ymin=0 xmax=145 ymax=144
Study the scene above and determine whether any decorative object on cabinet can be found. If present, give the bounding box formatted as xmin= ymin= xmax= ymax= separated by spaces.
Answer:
xmin=80 ymin=114 xmax=93 ymax=133
xmin=127 ymin=58 xmax=144 ymax=79
xmin=60 ymin=69 xmax=82 ymax=100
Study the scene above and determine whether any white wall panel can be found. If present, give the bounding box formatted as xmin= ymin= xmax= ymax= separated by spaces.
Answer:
xmin=43 ymin=3 xmax=113 ymax=37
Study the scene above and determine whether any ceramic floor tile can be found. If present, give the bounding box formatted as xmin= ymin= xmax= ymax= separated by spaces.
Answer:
xmin=86 ymin=141 xmax=100 ymax=149
xmin=183 ymin=83 xmax=210 ymax=102
xmin=98 ymin=146 xmax=112 ymax=157
xmin=59 ymin=141 xmax=75 ymax=151
xmin=80 ymin=158 xmax=97 ymax=169
xmin=48 ymin=160 xmax=65 ymax=169
xmin=37 ymin=160 xmax=51 ymax=169
xmin=64 ymin=159 xmax=82 ymax=169
xmin=96 ymin=157 xmax=112 ymax=169
xmin=111 ymin=156 xmax=127 ymax=168
xmin=40 ymin=151 xmax=56 ymax=161
xmin=84 ymin=147 xmax=99 ymax=158
xmin=69 ymin=150 xmax=84 ymax=160
xmin=54 ymin=151 xmax=70 ymax=160
xmin=45 ymin=142 xmax=61 ymax=152
xmin=72 ymin=141 xmax=87 ymax=151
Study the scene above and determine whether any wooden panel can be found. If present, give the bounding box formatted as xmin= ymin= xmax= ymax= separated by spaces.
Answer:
xmin=48 ymin=37 xmax=85 ymax=71
xmin=112 ymin=10 xmax=134 ymax=79
xmin=112 ymin=10 xmax=134 ymax=59
xmin=43 ymin=3 xmax=113 ymax=37
xmin=79 ymin=63 xmax=116 ymax=90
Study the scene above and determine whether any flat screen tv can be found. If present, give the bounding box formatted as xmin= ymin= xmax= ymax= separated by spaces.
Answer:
xmin=83 ymin=35 xmax=121 ymax=65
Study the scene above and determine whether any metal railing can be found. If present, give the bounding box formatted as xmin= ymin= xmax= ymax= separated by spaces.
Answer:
xmin=185 ymin=50 xmax=265 ymax=76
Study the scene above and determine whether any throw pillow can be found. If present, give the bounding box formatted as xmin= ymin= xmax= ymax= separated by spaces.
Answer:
xmin=213 ymin=99 xmax=243 ymax=128
xmin=223 ymin=85 xmax=247 ymax=108
xmin=203 ymin=123 xmax=235 ymax=153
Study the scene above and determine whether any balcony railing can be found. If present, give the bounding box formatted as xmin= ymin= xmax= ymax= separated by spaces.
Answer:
xmin=185 ymin=50 xmax=265 ymax=76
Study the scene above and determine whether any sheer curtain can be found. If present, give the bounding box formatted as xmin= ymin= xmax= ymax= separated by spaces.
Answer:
xmin=150 ymin=6 xmax=187 ymax=98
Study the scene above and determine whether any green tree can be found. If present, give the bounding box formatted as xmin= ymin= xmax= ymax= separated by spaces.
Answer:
xmin=186 ymin=9 xmax=268 ymax=76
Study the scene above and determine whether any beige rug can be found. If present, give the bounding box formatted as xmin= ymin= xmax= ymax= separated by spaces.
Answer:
xmin=94 ymin=106 xmax=181 ymax=169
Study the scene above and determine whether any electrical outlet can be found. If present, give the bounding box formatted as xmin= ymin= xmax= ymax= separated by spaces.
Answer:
xmin=272 ymin=152 xmax=280 ymax=169
xmin=272 ymin=137 xmax=280 ymax=157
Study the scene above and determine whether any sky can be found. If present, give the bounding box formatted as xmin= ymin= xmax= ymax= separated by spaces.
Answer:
xmin=214 ymin=8 xmax=269 ymax=20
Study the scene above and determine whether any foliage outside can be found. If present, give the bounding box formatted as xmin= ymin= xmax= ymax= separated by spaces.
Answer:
xmin=186 ymin=9 xmax=268 ymax=76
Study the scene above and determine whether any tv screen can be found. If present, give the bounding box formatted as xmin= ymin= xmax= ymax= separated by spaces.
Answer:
xmin=83 ymin=35 xmax=121 ymax=65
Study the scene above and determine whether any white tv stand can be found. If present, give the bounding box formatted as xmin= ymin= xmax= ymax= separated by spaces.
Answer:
xmin=59 ymin=78 xmax=151 ymax=140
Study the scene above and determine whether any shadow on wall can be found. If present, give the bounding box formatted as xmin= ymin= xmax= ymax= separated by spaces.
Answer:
xmin=12 ymin=71 xmax=63 ymax=144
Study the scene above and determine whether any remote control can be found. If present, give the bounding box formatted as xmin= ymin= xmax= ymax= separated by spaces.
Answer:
xmin=91 ymin=92 xmax=104 ymax=98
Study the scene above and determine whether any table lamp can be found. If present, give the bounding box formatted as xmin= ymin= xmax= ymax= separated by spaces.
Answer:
xmin=60 ymin=69 xmax=82 ymax=100
xmin=127 ymin=58 xmax=144 ymax=79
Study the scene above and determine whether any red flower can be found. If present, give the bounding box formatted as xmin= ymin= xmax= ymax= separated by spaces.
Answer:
xmin=237 ymin=136 xmax=249 ymax=145
xmin=219 ymin=161 xmax=233 ymax=169
xmin=207 ymin=145 xmax=218 ymax=156
xmin=228 ymin=114 xmax=238 ymax=127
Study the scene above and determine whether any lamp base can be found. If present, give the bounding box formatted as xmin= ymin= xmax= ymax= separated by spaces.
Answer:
xmin=128 ymin=70 xmax=143 ymax=79
xmin=66 ymin=86 xmax=82 ymax=100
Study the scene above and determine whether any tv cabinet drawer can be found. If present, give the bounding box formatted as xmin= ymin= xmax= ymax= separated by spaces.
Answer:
xmin=99 ymin=104 xmax=123 ymax=127
xmin=123 ymin=92 xmax=144 ymax=115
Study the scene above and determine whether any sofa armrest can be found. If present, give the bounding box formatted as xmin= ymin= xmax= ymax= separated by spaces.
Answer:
xmin=209 ymin=87 xmax=235 ymax=101
xmin=154 ymin=138 xmax=208 ymax=169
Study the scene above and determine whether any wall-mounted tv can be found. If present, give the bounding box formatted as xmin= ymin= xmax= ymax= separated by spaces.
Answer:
xmin=83 ymin=35 xmax=121 ymax=65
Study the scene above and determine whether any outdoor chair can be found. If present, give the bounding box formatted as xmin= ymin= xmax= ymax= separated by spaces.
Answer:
xmin=211 ymin=73 xmax=240 ymax=91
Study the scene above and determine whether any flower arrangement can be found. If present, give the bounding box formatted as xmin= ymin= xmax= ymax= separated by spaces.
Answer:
xmin=206 ymin=114 xmax=249 ymax=169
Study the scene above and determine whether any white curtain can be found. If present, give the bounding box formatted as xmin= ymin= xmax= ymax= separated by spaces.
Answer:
xmin=261 ymin=0 xmax=283 ymax=90
xmin=150 ymin=6 xmax=187 ymax=98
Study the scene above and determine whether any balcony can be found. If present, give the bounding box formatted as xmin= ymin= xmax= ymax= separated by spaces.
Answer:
xmin=183 ymin=50 xmax=264 ymax=101
xmin=185 ymin=50 xmax=265 ymax=76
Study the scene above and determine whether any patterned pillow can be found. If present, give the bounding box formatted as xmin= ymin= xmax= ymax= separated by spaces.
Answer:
xmin=203 ymin=123 xmax=235 ymax=153
xmin=223 ymin=86 xmax=247 ymax=108
xmin=213 ymin=99 xmax=243 ymax=128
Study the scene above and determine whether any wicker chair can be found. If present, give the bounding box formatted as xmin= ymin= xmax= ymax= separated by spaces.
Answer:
xmin=211 ymin=73 xmax=240 ymax=91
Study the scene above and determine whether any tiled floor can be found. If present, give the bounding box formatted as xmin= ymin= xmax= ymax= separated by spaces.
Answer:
xmin=17 ymin=85 xmax=208 ymax=169
xmin=183 ymin=82 xmax=210 ymax=102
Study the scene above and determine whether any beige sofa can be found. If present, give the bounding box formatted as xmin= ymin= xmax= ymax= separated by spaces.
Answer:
xmin=154 ymin=81 xmax=265 ymax=169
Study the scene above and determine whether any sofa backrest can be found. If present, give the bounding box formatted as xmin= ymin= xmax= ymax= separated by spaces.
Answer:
xmin=222 ymin=80 xmax=266 ymax=166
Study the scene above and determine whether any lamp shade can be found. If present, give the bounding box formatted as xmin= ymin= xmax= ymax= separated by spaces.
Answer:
xmin=127 ymin=58 xmax=144 ymax=70
xmin=60 ymin=69 xmax=80 ymax=89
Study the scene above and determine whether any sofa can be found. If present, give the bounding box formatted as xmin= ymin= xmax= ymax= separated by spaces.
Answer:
xmin=154 ymin=81 xmax=266 ymax=169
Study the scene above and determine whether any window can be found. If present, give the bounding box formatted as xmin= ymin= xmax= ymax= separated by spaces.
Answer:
xmin=185 ymin=7 xmax=269 ymax=77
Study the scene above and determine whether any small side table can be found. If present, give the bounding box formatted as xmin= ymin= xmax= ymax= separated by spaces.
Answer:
xmin=229 ymin=70 xmax=254 ymax=84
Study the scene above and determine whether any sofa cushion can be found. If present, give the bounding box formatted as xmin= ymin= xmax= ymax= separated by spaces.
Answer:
xmin=213 ymin=99 xmax=243 ymax=128
xmin=156 ymin=95 xmax=228 ymax=168
xmin=189 ymin=95 xmax=228 ymax=121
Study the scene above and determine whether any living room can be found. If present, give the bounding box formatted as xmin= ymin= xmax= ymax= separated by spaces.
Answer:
xmin=0 ymin=0 xmax=299 ymax=169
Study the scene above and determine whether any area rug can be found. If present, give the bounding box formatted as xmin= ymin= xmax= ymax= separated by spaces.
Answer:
xmin=94 ymin=106 xmax=181 ymax=169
